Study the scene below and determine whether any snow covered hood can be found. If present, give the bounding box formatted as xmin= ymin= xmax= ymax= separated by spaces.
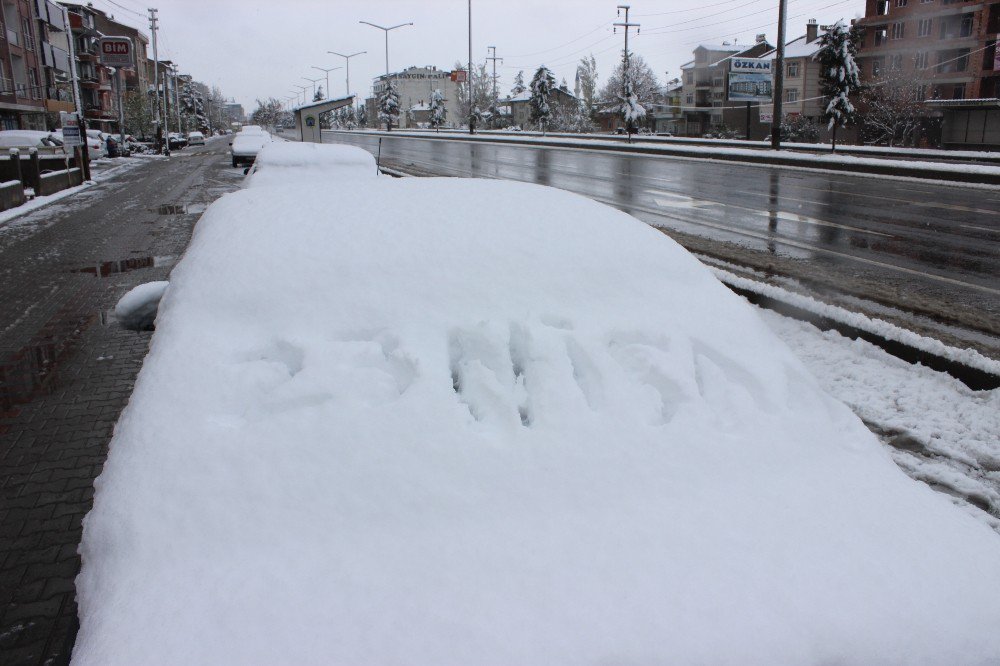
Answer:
xmin=245 ymin=142 xmax=377 ymax=187
xmin=74 ymin=157 xmax=1000 ymax=664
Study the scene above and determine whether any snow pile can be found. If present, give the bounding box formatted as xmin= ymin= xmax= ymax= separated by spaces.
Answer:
xmin=245 ymin=142 xmax=377 ymax=188
xmin=73 ymin=173 xmax=1000 ymax=664
xmin=114 ymin=281 xmax=168 ymax=331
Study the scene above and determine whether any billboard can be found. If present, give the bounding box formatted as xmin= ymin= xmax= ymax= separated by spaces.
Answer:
xmin=728 ymin=57 xmax=772 ymax=102
xmin=99 ymin=37 xmax=133 ymax=68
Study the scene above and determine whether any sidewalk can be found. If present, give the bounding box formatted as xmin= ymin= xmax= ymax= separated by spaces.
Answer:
xmin=0 ymin=145 xmax=239 ymax=665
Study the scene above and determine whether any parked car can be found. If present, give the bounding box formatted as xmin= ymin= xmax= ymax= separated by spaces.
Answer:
xmin=86 ymin=129 xmax=109 ymax=158
xmin=167 ymin=132 xmax=187 ymax=150
xmin=230 ymin=130 xmax=270 ymax=167
xmin=0 ymin=130 xmax=68 ymax=155
xmin=187 ymin=131 xmax=205 ymax=146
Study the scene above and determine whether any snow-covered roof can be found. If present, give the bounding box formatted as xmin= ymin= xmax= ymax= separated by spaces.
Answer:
xmin=506 ymin=87 xmax=577 ymax=104
xmin=680 ymin=60 xmax=695 ymax=70
xmin=410 ymin=102 xmax=431 ymax=112
xmin=696 ymin=43 xmax=742 ymax=53
xmin=292 ymin=95 xmax=355 ymax=114
xmin=777 ymin=35 xmax=823 ymax=59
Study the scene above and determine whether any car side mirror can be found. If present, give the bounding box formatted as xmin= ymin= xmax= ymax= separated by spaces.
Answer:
xmin=228 ymin=141 xmax=233 ymax=146
xmin=243 ymin=167 xmax=250 ymax=175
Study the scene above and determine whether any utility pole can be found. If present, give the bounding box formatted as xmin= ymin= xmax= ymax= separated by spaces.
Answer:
xmin=114 ymin=67 xmax=124 ymax=145
xmin=486 ymin=46 xmax=502 ymax=109
xmin=360 ymin=21 xmax=412 ymax=131
xmin=614 ymin=4 xmax=640 ymax=140
xmin=771 ymin=0 xmax=787 ymax=150
xmin=61 ymin=3 xmax=89 ymax=180
xmin=162 ymin=63 xmax=170 ymax=145
xmin=173 ymin=65 xmax=181 ymax=133
xmin=328 ymin=51 xmax=365 ymax=97
xmin=148 ymin=7 xmax=165 ymax=153
xmin=468 ymin=0 xmax=473 ymax=134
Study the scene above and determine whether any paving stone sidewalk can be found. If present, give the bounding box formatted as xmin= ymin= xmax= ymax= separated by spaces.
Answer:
xmin=0 ymin=144 xmax=240 ymax=665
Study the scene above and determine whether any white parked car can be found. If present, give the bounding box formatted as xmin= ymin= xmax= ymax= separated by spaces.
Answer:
xmin=72 ymin=141 xmax=1000 ymax=665
xmin=86 ymin=128 xmax=109 ymax=158
xmin=187 ymin=131 xmax=205 ymax=146
xmin=0 ymin=130 xmax=67 ymax=155
xmin=230 ymin=129 xmax=270 ymax=167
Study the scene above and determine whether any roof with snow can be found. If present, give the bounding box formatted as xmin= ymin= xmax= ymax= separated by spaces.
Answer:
xmin=696 ymin=43 xmax=742 ymax=53
xmin=292 ymin=95 xmax=355 ymax=114
xmin=770 ymin=35 xmax=823 ymax=59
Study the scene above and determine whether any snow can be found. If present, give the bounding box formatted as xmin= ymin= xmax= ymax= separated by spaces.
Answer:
xmin=244 ymin=142 xmax=377 ymax=188
xmin=231 ymin=131 xmax=271 ymax=158
xmin=114 ymin=281 xmax=169 ymax=331
xmin=760 ymin=308 xmax=1000 ymax=530
xmin=73 ymin=144 xmax=1000 ymax=664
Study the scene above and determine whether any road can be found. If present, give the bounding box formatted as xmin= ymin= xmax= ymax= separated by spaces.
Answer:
xmin=323 ymin=130 xmax=1000 ymax=356
xmin=0 ymin=137 xmax=241 ymax=666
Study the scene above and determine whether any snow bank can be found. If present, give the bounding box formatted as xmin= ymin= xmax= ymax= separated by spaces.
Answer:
xmin=73 ymin=169 xmax=1000 ymax=664
xmin=114 ymin=281 xmax=168 ymax=331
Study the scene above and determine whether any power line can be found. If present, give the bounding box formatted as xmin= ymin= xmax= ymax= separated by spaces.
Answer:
xmin=506 ymin=21 xmax=612 ymax=59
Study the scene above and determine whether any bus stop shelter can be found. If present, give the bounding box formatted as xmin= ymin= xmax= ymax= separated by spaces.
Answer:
xmin=293 ymin=95 xmax=355 ymax=143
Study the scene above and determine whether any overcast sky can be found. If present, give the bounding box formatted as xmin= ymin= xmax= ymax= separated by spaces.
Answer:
xmin=89 ymin=0 xmax=865 ymax=112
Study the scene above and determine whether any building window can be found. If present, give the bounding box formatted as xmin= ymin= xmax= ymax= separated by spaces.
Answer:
xmin=960 ymin=14 xmax=973 ymax=37
xmin=914 ymin=84 xmax=926 ymax=101
xmin=28 ymin=69 xmax=39 ymax=99
xmin=21 ymin=18 xmax=34 ymax=51
xmin=686 ymin=94 xmax=694 ymax=104
xmin=891 ymin=22 xmax=905 ymax=39
xmin=786 ymin=88 xmax=799 ymax=103
xmin=920 ymin=0 xmax=933 ymax=3
xmin=914 ymin=51 xmax=929 ymax=69
xmin=952 ymin=84 xmax=965 ymax=99
xmin=872 ymin=57 xmax=884 ymax=77
xmin=787 ymin=61 xmax=799 ymax=77
xmin=874 ymin=27 xmax=888 ymax=46
xmin=890 ymin=54 xmax=903 ymax=70
xmin=685 ymin=71 xmax=693 ymax=84
xmin=895 ymin=0 xmax=907 ymax=6
xmin=917 ymin=18 xmax=932 ymax=36
xmin=876 ymin=0 xmax=889 ymax=15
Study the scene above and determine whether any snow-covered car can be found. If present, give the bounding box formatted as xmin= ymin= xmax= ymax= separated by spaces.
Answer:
xmin=72 ymin=142 xmax=1000 ymax=665
xmin=0 ymin=130 xmax=67 ymax=155
xmin=86 ymin=129 xmax=108 ymax=158
xmin=187 ymin=131 xmax=205 ymax=146
xmin=230 ymin=129 xmax=270 ymax=167
xmin=167 ymin=132 xmax=187 ymax=150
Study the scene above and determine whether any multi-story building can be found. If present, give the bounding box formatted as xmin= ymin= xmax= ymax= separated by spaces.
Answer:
xmin=651 ymin=78 xmax=683 ymax=134
xmin=770 ymin=20 xmax=825 ymax=123
xmin=855 ymin=0 xmax=1000 ymax=148
xmin=63 ymin=3 xmax=116 ymax=131
xmin=366 ymin=66 xmax=461 ymax=129
xmin=506 ymin=86 xmax=578 ymax=128
xmin=680 ymin=36 xmax=773 ymax=136
xmin=89 ymin=5 xmax=149 ymax=98
xmin=0 ymin=0 xmax=47 ymax=129
xmin=34 ymin=0 xmax=74 ymax=121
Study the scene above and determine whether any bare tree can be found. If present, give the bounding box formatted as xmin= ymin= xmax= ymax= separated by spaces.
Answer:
xmin=859 ymin=72 xmax=934 ymax=147
xmin=576 ymin=54 xmax=598 ymax=117
xmin=597 ymin=54 xmax=659 ymax=115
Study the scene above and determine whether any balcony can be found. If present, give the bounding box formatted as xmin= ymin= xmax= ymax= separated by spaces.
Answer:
xmin=0 ymin=77 xmax=11 ymax=95
xmin=80 ymin=78 xmax=100 ymax=90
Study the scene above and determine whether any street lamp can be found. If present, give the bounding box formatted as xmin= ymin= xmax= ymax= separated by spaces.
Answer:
xmin=292 ymin=85 xmax=308 ymax=105
xmin=327 ymin=50 xmax=366 ymax=97
xmin=360 ymin=21 xmax=411 ymax=131
xmin=302 ymin=76 xmax=323 ymax=101
xmin=311 ymin=66 xmax=341 ymax=100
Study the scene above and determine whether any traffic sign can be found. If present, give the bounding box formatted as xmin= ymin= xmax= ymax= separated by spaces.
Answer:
xmin=60 ymin=111 xmax=83 ymax=147
xmin=99 ymin=37 xmax=133 ymax=68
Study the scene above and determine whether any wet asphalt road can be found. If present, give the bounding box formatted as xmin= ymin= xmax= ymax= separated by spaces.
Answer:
xmin=323 ymin=130 xmax=1000 ymax=351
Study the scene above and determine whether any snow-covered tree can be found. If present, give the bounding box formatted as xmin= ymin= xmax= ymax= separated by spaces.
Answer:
xmin=313 ymin=86 xmax=324 ymax=103
xmin=123 ymin=90 xmax=154 ymax=139
xmin=357 ymin=102 xmax=368 ymax=128
xmin=814 ymin=20 xmax=862 ymax=151
xmin=620 ymin=79 xmax=646 ymax=137
xmin=597 ymin=54 xmax=659 ymax=116
xmin=529 ymin=66 xmax=556 ymax=133
xmin=250 ymin=98 xmax=284 ymax=131
xmin=511 ymin=70 xmax=526 ymax=96
xmin=859 ymin=71 xmax=935 ymax=147
xmin=576 ymin=55 xmax=598 ymax=116
xmin=429 ymin=89 xmax=447 ymax=131
xmin=180 ymin=81 xmax=209 ymax=133
xmin=378 ymin=81 xmax=400 ymax=131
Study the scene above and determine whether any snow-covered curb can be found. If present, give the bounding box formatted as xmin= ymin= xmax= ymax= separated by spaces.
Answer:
xmin=712 ymin=266 xmax=1000 ymax=377
xmin=0 ymin=158 xmax=145 ymax=228
xmin=334 ymin=130 xmax=1000 ymax=184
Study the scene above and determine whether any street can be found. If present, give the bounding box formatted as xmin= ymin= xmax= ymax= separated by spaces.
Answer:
xmin=323 ymin=131 xmax=1000 ymax=357
xmin=0 ymin=136 xmax=241 ymax=665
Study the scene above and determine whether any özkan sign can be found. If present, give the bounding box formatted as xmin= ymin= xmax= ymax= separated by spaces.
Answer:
xmin=99 ymin=37 xmax=133 ymax=68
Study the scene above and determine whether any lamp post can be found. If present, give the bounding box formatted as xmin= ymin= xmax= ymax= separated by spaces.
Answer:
xmin=303 ymin=76 xmax=323 ymax=101
xmin=360 ymin=21 xmax=411 ymax=131
xmin=311 ymin=66 xmax=340 ymax=100
xmin=327 ymin=50 xmax=366 ymax=97
xmin=293 ymin=85 xmax=308 ymax=106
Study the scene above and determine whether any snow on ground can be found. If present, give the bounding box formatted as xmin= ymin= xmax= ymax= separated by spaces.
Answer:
xmin=114 ymin=281 xmax=169 ymax=331
xmin=760 ymin=308 xmax=1000 ymax=531
xmin=73 ymin=142 xmax=1000 ymax=665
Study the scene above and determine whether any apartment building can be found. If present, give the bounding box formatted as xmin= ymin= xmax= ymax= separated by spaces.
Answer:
xmin=680 ymin=37 xmax=773 ymax=136
xmin=34 ymin=0 xmax=73 ymax=118
xmin=857 ymin=0 xmax=998 ymax=99
xmin=366 ymin=66 xmax=461 ymax=129
xmin=64 ymin=3 xmax=115 ymax=131
xmin=90 ymin=5 xmax=148 ymax=97
xmin=0 ymin=0 xmax=47 ymax=129
xmin=856 ymin=0 xmax=1000 ymax=147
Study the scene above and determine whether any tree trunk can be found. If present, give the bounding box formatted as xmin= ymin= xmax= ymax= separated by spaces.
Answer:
xmin=831 ymin=124 xmax=838 ymax=153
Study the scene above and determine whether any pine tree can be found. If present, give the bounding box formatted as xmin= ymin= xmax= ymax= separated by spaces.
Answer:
xmin=511 ymin=70 xmax=526 ymax=96
xmin=313 ymin=86 xmax=324 ymax=103
xmin=357 ymin=103 xmax=368 ymax=128
xmin=529 ymin=66 xmax=556 ymax=133
xmin=378 ymin=81 xmax=400 ymax=131
xmin=429 ymin=89 xmax=447 ymax=131
xmin=814 ymin=20 xmax=862 ymax=152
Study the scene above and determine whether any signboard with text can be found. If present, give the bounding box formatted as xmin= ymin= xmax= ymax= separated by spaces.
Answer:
xmin=450 ymin=70 xmax=467 ymax=83
xmin=99 ymin=37 xmax=133 ymax=68
xmin=60 ymin=111 xmax=82 ymax=147
xmin=728 ymin=57 xmax=773 ymax=102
